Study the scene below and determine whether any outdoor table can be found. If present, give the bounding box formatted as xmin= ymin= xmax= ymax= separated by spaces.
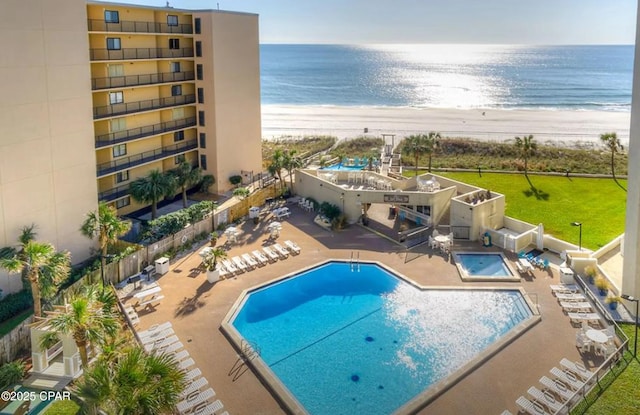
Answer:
xmin=518 ymin=258 xmax=534 ymax=271
xmin=585 ymin=329 xmax=608 ymax=344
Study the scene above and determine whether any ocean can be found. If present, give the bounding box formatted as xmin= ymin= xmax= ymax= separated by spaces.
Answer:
xmin=260 ymin=44 xmax=633 ymax=111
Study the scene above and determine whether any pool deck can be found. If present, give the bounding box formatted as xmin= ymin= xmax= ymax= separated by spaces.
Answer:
xmin=132 ymin=202 xmax=609 ymax=415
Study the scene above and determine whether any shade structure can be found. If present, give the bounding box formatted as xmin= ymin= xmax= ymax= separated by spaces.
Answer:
xmin=537 ymin=223 xmax=544 ymax=250
xmin=224 ymin=226 xmax=238 ymax=236
xmin=267 ymin=221 xmax=282 ymax=231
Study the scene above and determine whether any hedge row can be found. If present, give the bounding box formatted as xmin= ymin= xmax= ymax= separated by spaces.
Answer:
xmin=0 ymin=290 xmax=32 ymax=323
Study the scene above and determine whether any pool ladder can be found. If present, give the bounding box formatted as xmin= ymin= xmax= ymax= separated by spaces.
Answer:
xmin=350 ymin=251 xmax=360 ymax=272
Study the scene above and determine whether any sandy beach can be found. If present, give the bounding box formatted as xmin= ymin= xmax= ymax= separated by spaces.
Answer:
xmin=262 ymin=105 xmax=631 ymax=148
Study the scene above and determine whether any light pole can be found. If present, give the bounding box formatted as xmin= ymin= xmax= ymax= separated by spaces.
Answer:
xmin=621 ymin=294 xmax=639 ymax=357
xmin=570 ymin=222 xmax=582 ymax=251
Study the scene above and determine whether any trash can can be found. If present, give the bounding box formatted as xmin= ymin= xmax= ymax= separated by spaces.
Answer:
xmin=559 ymin=266 xmax=574 ymax=284
xmin=155 ymin=257 xmax=170 ymax=275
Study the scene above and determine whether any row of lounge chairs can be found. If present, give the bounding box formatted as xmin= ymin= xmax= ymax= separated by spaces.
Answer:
xmin=550 ymin=283 xmax=603 ymax=328
xmin=518 ymin=251 xmax=550 ymax=270
xmin=217 ymin=241 xmax=302 ymax=278
xmin=511 ymin=358 xmax=592 ymax=415
xmin=137 ymin=322 xmax=229 ymax=415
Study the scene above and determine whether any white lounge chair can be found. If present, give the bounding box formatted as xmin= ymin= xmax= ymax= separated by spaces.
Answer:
xmin=184 ymin=367 xmax=202 ymax=382
xmin=172 ymin=350 xmax=190 ymax=362
xmin=192 ymin=399 xmax=224 ymax=415
xmin=273 ymin=243 xmax=289 ymax=259
xmin=251 ymin=250 xmax=269 ymax=265
xmin=516 ymin=396 xmax=550 ymax=415
xmin=560 ymin=301 xmax=592 ymax=312
xmin=241 ymin=253 xmax=258 ymax=268
xmin=231 ymin=256 xmax=248 ymax=272
xmin=155 ymin=341 xmax=183 ymax=355
xmin=550 ymin=284 xmax=578 ymax=294
xmin=560 ymin=358 xmax=591 ymax=380
xmin=556 ymin=293 xmax=587 ymax=302
xmin=178 ymin=357 xmax=195 ymax=370
xmin=217 ymin=263 xmax=231 ymax=278
xmin=221 ymin=259 xmax=239 ymax=274
xmin=527 ymin=386 xmax=563 ymax=413
xmin=180 ymin=377 xmax=209 ymax=399
xmin=138 ymin=322 xmax=172 ymax=337
xmin=176 ymin=388 xmax=216 ymax=414
xmin=141 ymin=328 xmax=175 ymax=345
xmin=144 ymin=335 xmax=179 ymax=352
xmin=539 ymin=375 xmax=574 ymax=402
xmin=567 ymin=312 xmax=601 ymax=326
xmin=550 ymin=367 xmax=584 ymax=390
xmin=263 ymin=246 xmax=279 ymax=262
xmin=284 ymin=240 xmax=301 ymax=254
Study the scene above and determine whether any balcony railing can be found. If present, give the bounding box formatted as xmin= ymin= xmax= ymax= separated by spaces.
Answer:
xmin=95 ymin=117 xmax=197 ymax=148
xmin=90 ymin=48 xmax=194 ymax=61
xmin=88 ymin=19 xmax=193 ymax=34
xmin=98 ymin=184 xmax=130 ymax=202
xmin=94 ymin=94 xmax=195 ymax=119
xmin=92 ymin=71 xmax=194 ymax=90
xmin=97 ymin=139 xmax=197 ymax=177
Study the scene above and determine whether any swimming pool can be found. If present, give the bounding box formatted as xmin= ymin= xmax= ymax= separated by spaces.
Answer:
xmin=322 ymin=164 xmax=365 ymax=171
xmin=0 ymin=386 xmax=55 ymax=414
xmin=453 ymin=252 xmax=520 ymax=282
xmin=225 ymin=261 xmax=536 ymax=414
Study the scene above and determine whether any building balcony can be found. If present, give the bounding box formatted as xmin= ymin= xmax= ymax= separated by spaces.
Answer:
xmin=96 ymin=139 xmax=197 ymax=177
xmin=92 ymin=71 xmax=194 ymax=90
xmin=88 ymin=19 xmax=193 ymax=34
xmin=98 ymin=184 xmax=130 ymax=202
xmin=93 ymin=94 xmax=196 ymax=119
xmin=95 ymin=117 xmax=197 ymax=148
xmin=89 ymin=48 xmax=194 ymax=61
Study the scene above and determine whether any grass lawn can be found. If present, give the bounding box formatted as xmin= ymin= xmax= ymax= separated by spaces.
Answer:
xmin=0 ymin=310 xmax=32 ymax=336
xmin=435 ymin=172 xmax=626 ymax=250
xmin=44 ymin=398 xmax=82 ymax=414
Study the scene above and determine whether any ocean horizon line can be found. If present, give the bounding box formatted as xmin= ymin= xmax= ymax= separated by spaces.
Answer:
xmin=260 ymin=42 xmax=634 ymax=47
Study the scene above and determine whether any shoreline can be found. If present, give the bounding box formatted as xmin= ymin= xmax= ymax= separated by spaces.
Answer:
xmin=261 ymin=105 xmax=631 ymax=148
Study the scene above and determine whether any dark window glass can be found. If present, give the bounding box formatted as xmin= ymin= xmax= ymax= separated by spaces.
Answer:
xmin=199 ymin=133 xmax=206 ymax=148
xmin=106 ymin=38 xmax=121 ymax=50
xmin=197 ymin=88 xmax=204 ymax=104
xmin=194 ymin=18 xmax=201 ymax=34
xmin=167 ymin=15 xmax=178 ymax=26
xmin=171 ymin=85 xmax=182 ymax=96
xmin=195 ymin=41 xmax=202 ymax=57
xmin=198 ymin=111 xmax=205 ymax=126
xmin=174 ymin=131 xmax=185 ymax=142
xmin=116 ymin=170 xmax=129 ymax=183
xmin=196 ymin=64 xmax=203 ymax=80
xmin=169 ymin=39 xmax=180 ymax=49
xmin=116 ymin=196 xmax=130 ymax=209
xmin=200 ymin=154 xmax=207 ymax=170
xmin=105 ymin=10 xmax=119 ymax=23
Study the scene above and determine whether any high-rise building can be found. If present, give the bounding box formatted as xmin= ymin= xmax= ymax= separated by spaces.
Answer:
xmin=0 ymin=0 xmax=261 ymax=294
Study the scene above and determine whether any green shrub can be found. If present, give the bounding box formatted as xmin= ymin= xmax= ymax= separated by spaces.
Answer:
xmin=0 ymin=291 xmax=32 ymax=323
xmin=0 ymin=360 xmax=26 ymax=390
xmin=229 ymin=175 xmax=242 ymax=186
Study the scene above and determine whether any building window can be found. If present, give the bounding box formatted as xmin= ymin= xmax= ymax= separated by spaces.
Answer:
xmin=113 ymin=144 xmax=127 ymax=157
xmin=109 ymin=91 xmax=124 ymax=105
xmin=105 ymin=10 xmax=119 ymax=23
xmin=108 ymin=64 xmax=124 ymax=77
xmin=172 ymin=108 xmax=184 ymax=119
xmin=196 ymin=64 xmax=203 ymax=80
xmin=174 ymin=131 xmax=185 ymax=142
xmin=194 ymin=18 xmax=201 ymax=34
xmin=169 ymin=38 xmax=180 ymax=49
xmin=116 ymin=170 xmax=129 ymax=183
xmin=197 ymin=88 xmax=204 ymax=104
xmin=175 ymin=154 xmax=186 ymax=165
xmin=167 ymin=15 xmax=178 ymax=26
xmin=110 ymin=117 xmax=126 ymax=132
xmin=116 ymin=196 xmax=130 ymax=209
xmin=106 ymin=38 xmax=121 ymax=50
xmin=170 ymin=62 xmax=181 ymax=73
xmin=199 ymin=133 xmax=206 ymax=148
xmin=195 ymin=41 xmax=202 ymax=57
xmin=171 ymin=85 xmax=182 ymax=96
xmin=200 ymin=154 xmax=207 ymax=170
xmin=198 ymin=111 xmax=205 ymax=126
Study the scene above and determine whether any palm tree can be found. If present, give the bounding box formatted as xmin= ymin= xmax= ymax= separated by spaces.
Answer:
xmin=0 ymin=241 xmax=69 ymax=317
xmin=424 ymin=131 xmax=441 ymax=172
xmin=170 ymin=161 xmax=203 ymax=208
xmin=77 ymin=346 xmax=186 ymax=415
xmin=44 ymin=285 xmax=118 ymax=368
xmin=129 ymin=169 xmax=176 ymax=219
xmin=268 ymin=149 xmax=286 ymax=192
xmin=600 ymin=132 xmax=625 ymax=188
xmin=0 ymin=224 xmax=37 ymax=290
xmin=514 ymin=134 xmax=537 ymax=178
xmin=283 ymin=150 xmax=303 ymax=194
xmin=403 ymin=134 xmax=428 ymax=176
xmin=80 ymin=202 xmax=131 ymax=285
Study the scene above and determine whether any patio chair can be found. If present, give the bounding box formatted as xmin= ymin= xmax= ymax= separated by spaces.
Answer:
xmin=527 ymin=386 xmax=563 ymax=413
xmin=555 ymin=293 xmax=586 ymax=302
xmin=549 ymin=367 xmax=584 ymax=390
xmin=550 ymin=284 xmax=578 ymax=294
xmin=539 ymin=376 xmax=574 ymax=402
xmin=242 ymin=253 xmax=259 ymax=269
xmin=567 ymin=312 xmax=601 ymax=327
xmin=231 ymin=256 xmax=248 ymax=272
xmin=516 ymin=396 xmax=550 ymax=415
xmin=543 ymin=258 xmax=550 ymax=269
xmin=560 ymin=358 xmax=591 ymax=380
xmin=263 ymin=246 xmax=279 ymax=262
xmin=144 ymin=335 xmax=179 ymax=352
xmin=192 ymin=399 xmax=224 ymax=415
xmin=178 ymin=357 xmax=195 ymax=370
xmin=221 ymin=259 xmax=239 ymax=274
xmin=139 ymin=321 xmax=172 ymax=335
xmin=141 ymin=328 xmax=175 ymax=345
xmin=180 ymin=377 xmax=209 ymax=399
xmin=560 ymin=301 xmax=592 ymax=313
xmin=176 ymin=388 xmax=216 ymax=414
xmin=251 ymin=250 xmax=269 ymax=265
xmin=272 ymin=243 xmax=290 ymax=259
xmin=284 ymin=240 xmax=301 ymax=255
xmin=156 ymin=341 xmax=184 ymax=355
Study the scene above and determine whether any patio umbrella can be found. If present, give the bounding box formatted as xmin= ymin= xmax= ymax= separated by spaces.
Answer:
xmin=536 ymin=223 xmax=544 ymax=250
xmin=224 ymin=226 xmax=237 ymax=236
xmin=267 ymin=221 xmax=282 ymax=231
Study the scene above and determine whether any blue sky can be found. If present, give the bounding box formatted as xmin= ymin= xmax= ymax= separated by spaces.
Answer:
xmin=104 ymin=0 xmax=636 ymax=44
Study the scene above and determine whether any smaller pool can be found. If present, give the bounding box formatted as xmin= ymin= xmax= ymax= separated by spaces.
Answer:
xmin=322 ymin=164 xmax=365 ymax=171
xmin=453 ymin=252 xmax=519 ymax=282
xmin=0 ymin=386 xmax=55 ymax=414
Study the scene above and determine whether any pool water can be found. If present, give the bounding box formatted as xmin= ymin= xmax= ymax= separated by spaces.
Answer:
xmin=231 ymin=262 xmax=532 ymax=415
xmin=322 ymin=164 xmax=365 ymax=171
xmin=0 ymin=386 xmax=54 ymax=414
xmin=456 ymin=253 xmax=513 ymax=277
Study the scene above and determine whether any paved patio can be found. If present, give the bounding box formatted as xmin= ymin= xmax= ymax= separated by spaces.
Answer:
xmin=131 ymin=203 xmax=613 ymax=415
